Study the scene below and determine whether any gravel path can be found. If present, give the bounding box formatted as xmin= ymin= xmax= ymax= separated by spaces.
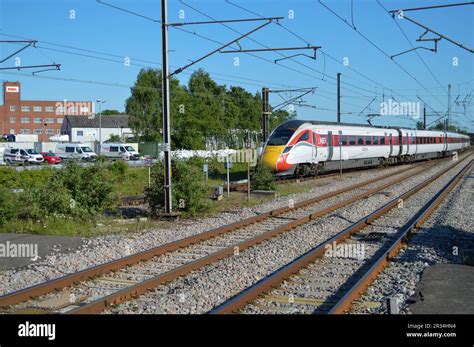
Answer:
xmin=0 ymin=163 xmax=418 ymax=296
xmin=105 ymin=157 xmax=471 ymax=314
xmin=351 ymin=161 xmax=473 ymax=314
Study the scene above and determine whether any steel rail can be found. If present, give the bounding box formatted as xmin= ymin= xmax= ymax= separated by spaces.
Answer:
xmin=0 ymin=162 xmax=430 ymax=309
xmin=329 ymin=159 xmax=473 ymax=314
xmin=68 ymin=162 xmax=436 ymax=314
xmin=209 ymin=156 xmax=471 ymax=314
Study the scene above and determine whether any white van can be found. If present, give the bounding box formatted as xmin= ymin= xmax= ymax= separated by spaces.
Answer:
xmin=56 ymin=143 xmax=97 ymax=161
xmin=101 ymin=143 xmax=139 ymax=161
xmin=4 ymin=148 xmax=44 ymax=165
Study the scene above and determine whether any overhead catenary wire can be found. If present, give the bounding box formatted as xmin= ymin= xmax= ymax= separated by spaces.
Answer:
xmin=318 ymin=0 xmax=449 ymax=113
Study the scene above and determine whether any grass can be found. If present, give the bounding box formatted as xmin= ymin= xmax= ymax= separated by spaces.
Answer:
xmin=1 ymin=163 xmax=322 ymax=238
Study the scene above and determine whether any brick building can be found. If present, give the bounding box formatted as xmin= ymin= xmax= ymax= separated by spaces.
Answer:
xmin=0 ymin=81 xmax=94 ymax=141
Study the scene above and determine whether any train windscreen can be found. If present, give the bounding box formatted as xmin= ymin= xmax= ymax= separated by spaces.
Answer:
xmin=267 ymin=122 xmax=302 ymax=145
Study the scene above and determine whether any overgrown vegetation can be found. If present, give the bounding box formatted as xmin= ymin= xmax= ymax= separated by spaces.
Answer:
xmin=0 ymin=162 xmax=114 ymax=232
xmin=145 ymin=160 xmax=210 ymax=217
xmin=251 ymin=161 xmax=276 ymax=191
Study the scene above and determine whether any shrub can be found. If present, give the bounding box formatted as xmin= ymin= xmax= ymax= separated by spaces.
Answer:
xmin=18 ymin=178 xmax=74 ymax=220
xmin=251 ymin=161 xmax=276 ymax=191
xmin=145 ymin=160 xmax=209 ymax=217
xmin=95 ymin=155 xmax=108 ymax=164
xmin=109 ymin=160 xmax=128 ymax=178
xmin=54 ymin=161 xmax=113 ymax=214
xmin=0 ymin=187 xmax=18 ymax=225
xmin=0 ymin=167 xmax=53 ymax=190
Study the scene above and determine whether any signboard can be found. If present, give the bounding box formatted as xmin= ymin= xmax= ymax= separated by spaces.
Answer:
xmin=144 ymin=158 xmax=153 ymax=167
xmin=6 ymin=86 xmax=19 ymax=93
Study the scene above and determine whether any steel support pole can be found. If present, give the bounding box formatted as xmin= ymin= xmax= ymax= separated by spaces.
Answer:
xmin=423 ymin=106 xmax=426 ymax=129
xmin=337 ymin=73 xmax=341 ymax=123
xmin=447 ymin=84 xmax=451 ymax=130
xmin=161 ymin=0 xmax=172 ymax=214
xmin=262 ymin=87 xmax=270 ymax=142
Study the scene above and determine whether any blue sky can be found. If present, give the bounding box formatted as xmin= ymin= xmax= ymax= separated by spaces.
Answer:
xmin=1 ymin=0 xmax=473 ymax=131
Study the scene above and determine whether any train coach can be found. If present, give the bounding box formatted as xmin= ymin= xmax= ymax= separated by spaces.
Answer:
xmin=262 ymin=120 xmax=470 ymax=177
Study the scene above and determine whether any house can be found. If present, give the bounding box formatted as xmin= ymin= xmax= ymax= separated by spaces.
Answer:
xmin=61 ymin=114 xmax=133 ymax=143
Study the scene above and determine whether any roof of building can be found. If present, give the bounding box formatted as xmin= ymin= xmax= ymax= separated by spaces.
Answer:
xmin=64 ymin=114 xmax=129 ymax=128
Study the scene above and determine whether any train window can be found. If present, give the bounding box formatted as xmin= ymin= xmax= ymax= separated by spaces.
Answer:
xmin=297 ymin=131 xmax=309 ymax=143
xmin=267 ymin=123 xmax=298 ymax=146
xmin=380 ymin=137 xmax=385 ymax=145
xmin=349 ymin=136 xmax=356 ymax=145
xmin=373 ymin=136 xmax=379 ymax=145
xmin=340 ymin=136 xmax=347 ymax=146
xmin=282 ymin=146 xmax=292 ymax=154
xmin=357 ymin=136 xmax=364 ymax=145
xmin=365 ymin=136 xmax=372 ymax=145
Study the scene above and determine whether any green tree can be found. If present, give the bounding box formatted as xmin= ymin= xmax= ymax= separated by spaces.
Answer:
xmin=416 ymin=121 xmax=425 ymax=130
xmin=125 ymin=69 xmax=184 ymax=141
xmin=100 ymin=109 xmax=123 ymax=115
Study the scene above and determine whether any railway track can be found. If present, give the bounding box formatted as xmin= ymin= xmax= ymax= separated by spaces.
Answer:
xmin=209 ymin=157 xmax=473 ymax=314
xmin=0 ymin=155 xmax=468 ymax=314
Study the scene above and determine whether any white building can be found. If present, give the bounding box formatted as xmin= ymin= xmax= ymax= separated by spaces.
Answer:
xmin=61 ymin=114 xmax=133 ymax=143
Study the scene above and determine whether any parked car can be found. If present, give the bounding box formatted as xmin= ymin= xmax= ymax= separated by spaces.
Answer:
xmin=100 ymin=143 xmax=139 ymax=161
xmin=56 ymin=143 xmax=97 ymax=161
xmin=3 ymin=148 xmax=43 ymax=165
xmin=41 ymin=151 xmax=62 ymax=164
xmin=25 ymin=149 xmax=45 ymax=164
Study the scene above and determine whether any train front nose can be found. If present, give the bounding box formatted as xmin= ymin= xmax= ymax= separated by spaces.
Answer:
xmin=262 ymin=145 xmax=285 ymax=172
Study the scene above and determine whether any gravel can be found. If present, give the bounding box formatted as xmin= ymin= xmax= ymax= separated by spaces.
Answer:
xmin=0 ymin=163 xmax=420 ymax=296
xmin=351 ymin=160 xmax=473 ymax=314
xmin=105 ymin=157 xmax=471 ymax=314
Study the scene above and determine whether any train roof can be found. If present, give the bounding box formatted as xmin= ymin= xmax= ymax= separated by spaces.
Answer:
xmin=284 ymin=119 xmax=409 ymax=130
xmin=284 ymin=119 xmax=469 ymax=136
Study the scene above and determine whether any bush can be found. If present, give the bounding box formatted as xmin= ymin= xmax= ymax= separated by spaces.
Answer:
xmin=54 ymin=161 xmax=113 ymax=214
xmin=145 ymin=160 xmax=209 ymax=217
xmin=0 ymin=167 xmax=53 ymax=190
xmin=0 ymin=187 xmax=18 ymax=225
xmin=18 ymin=178 xmax=74 ymax=220
xmin=109 ymin=160 xmax=128 ymax=178
xmin=251 ymin=161 xmax=276 ymax=191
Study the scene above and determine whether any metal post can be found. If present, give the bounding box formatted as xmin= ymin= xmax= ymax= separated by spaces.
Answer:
xmin=339 ymin=130 xmax=342 ymax=179
xmin=247 ymin=157 xmax=250 ymax=202
xmin=447 ymin=83 xmax=451 ymax=130
xmin=337 ymin=73 xmax=341 ymax=123
xmin=262 ymin=87 xmax=270 ymax=142
xmin=96 ymin=99 xmax=106 ymax=152
xmin=423 ymin=106 xmax=426 ymax=129
xmin=99 ymin=104 xmax=102 ymax=147
xmin=226 ymin=155 xmax=230 ymax=198
xmin=161 ymin=0 xmax=172 ymax=214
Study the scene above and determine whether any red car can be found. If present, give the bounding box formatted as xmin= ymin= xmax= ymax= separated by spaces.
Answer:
xmin=41 ymin=151 xmax=62 ymax=164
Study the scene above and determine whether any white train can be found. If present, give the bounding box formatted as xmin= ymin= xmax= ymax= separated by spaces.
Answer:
xmin=262 ymin=120 xmax=470 ymax=176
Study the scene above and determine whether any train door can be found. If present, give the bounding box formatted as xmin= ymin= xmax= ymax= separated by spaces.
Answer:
xmin=327 ymin=131 xmax=334 ymax=161
xmin=389 ymin=133 xmax=393 ymax=156
xmin=406 ymin=131 xmax=409 ymax=154
xmin=312 ymin=132 xmax=317 ymax=162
